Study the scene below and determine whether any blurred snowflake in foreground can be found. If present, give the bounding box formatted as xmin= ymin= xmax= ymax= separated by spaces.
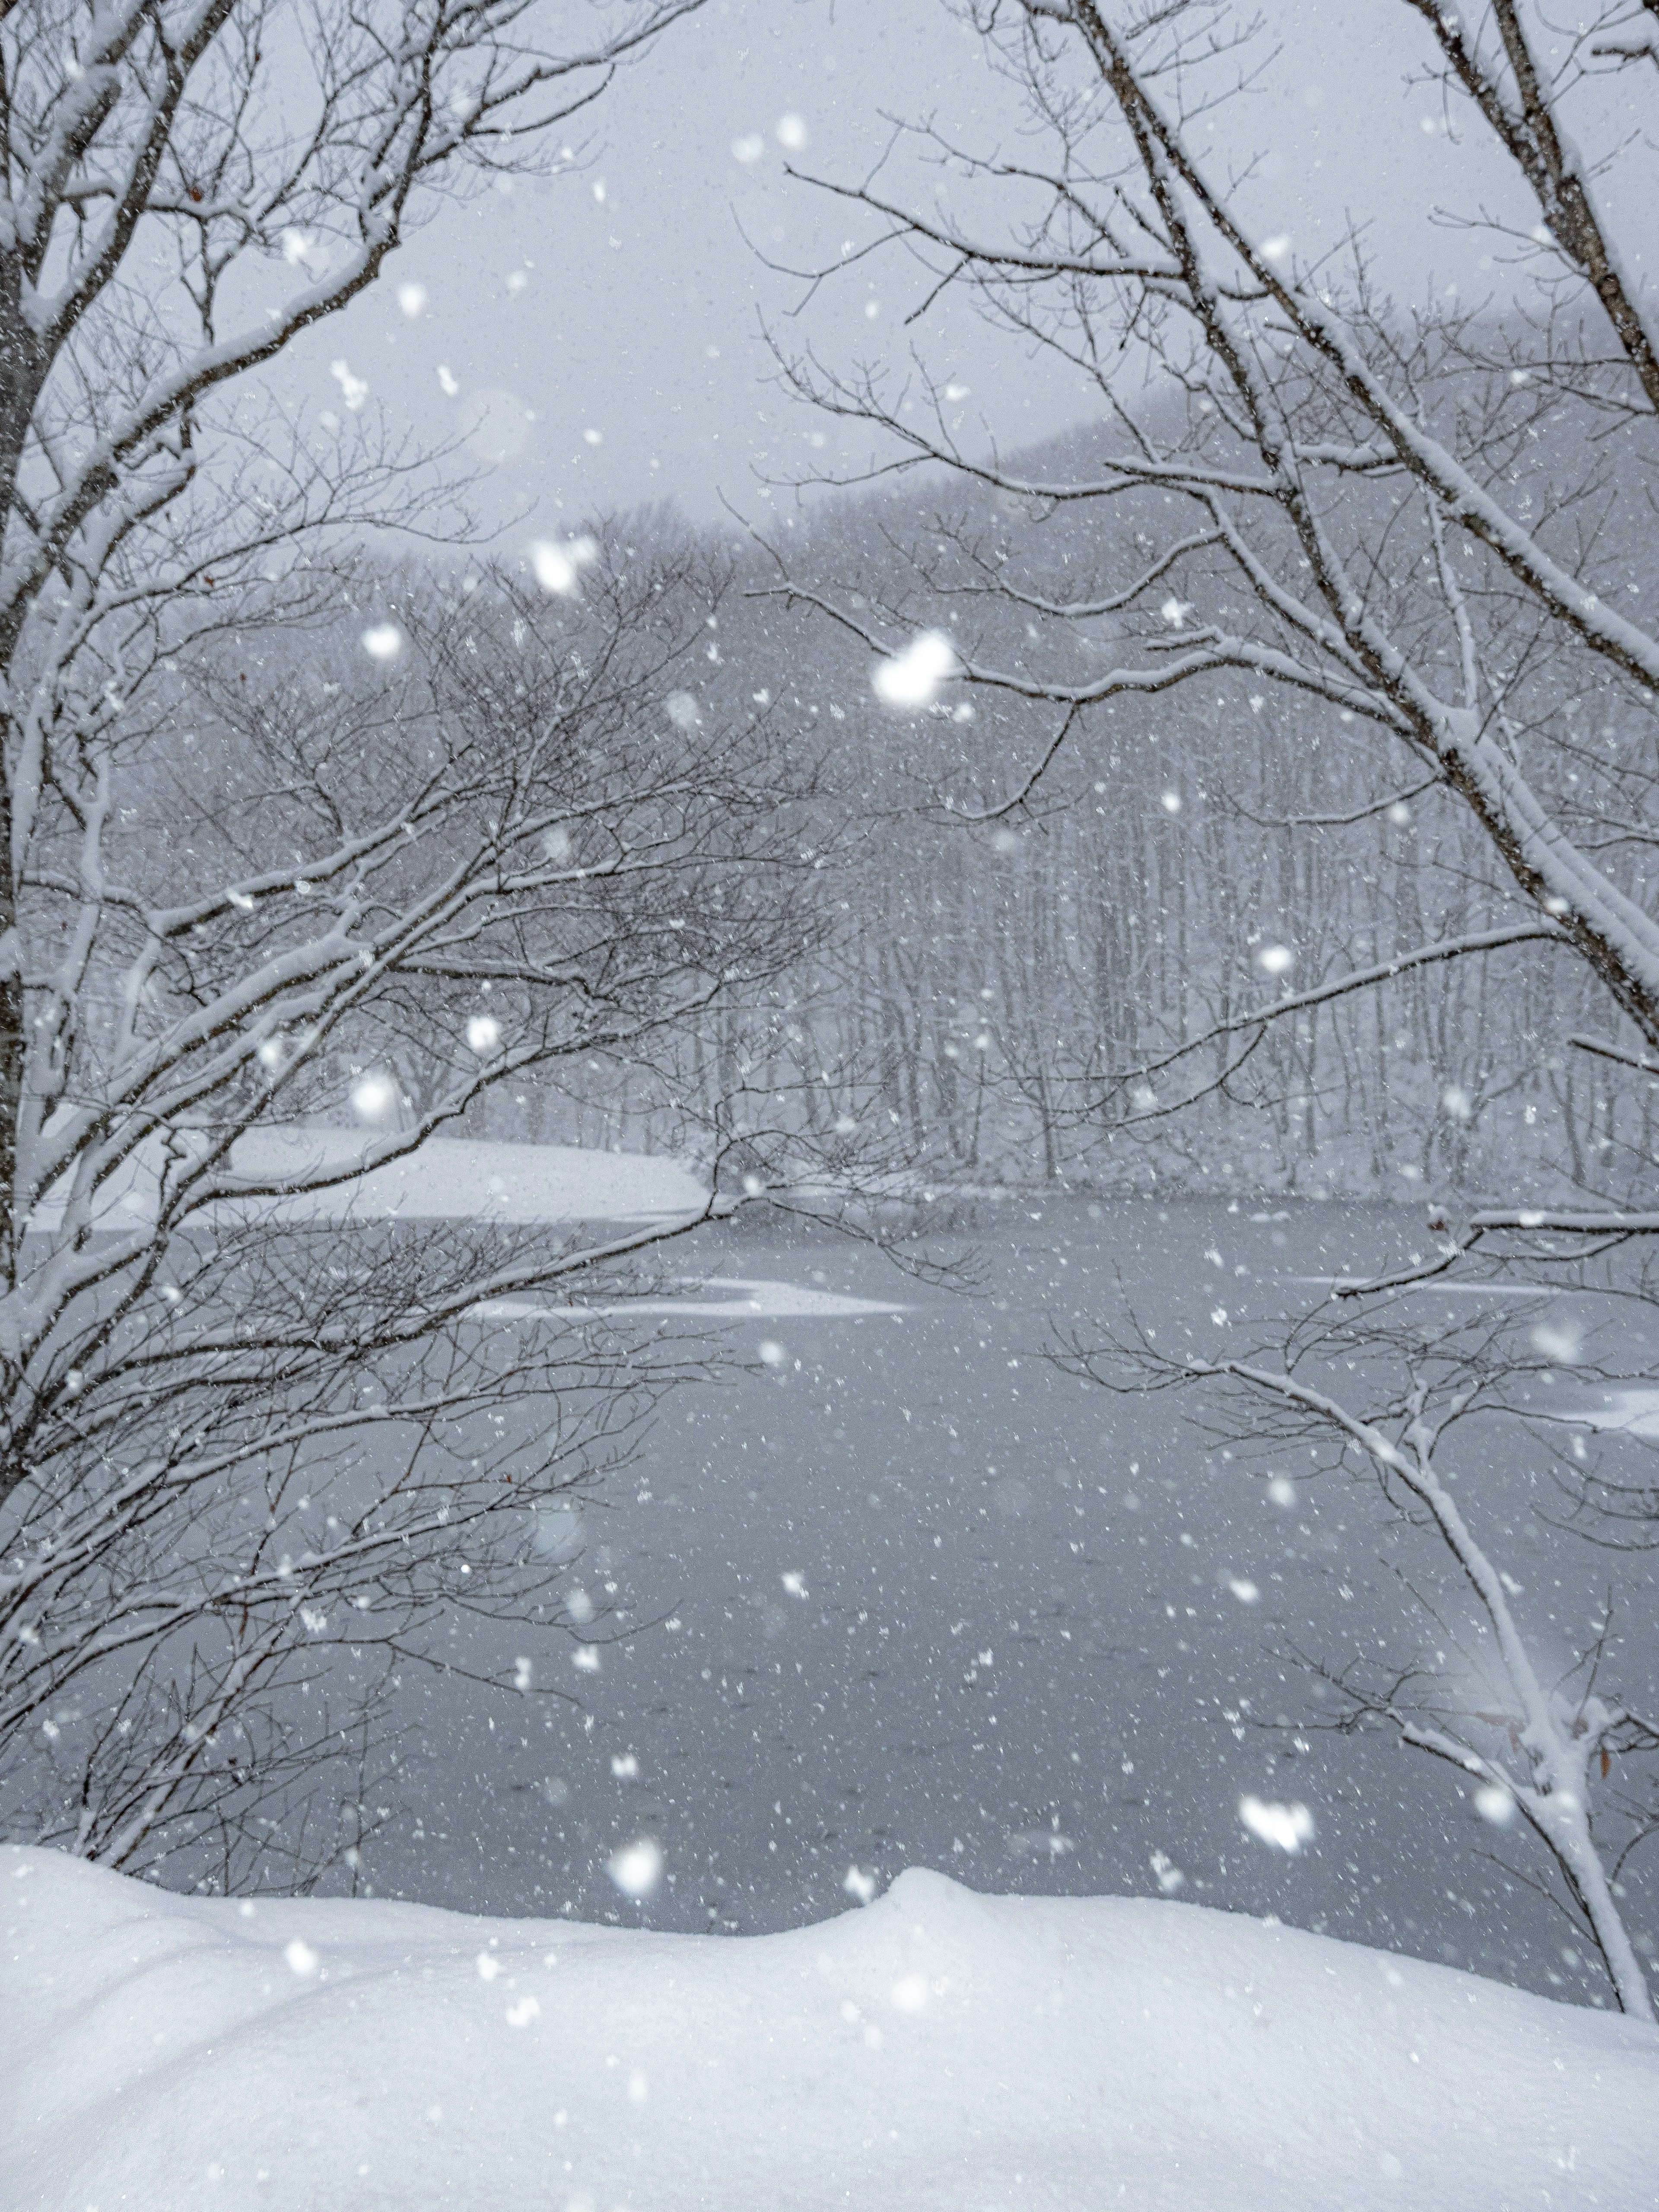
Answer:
xmin=609 ymin=1838 xmax=662 ymax=1897
xmin=1239 ymin=1796 xmax=1316 ymax=1853
xmin=872 ymin=630 xmax=957 ymax=710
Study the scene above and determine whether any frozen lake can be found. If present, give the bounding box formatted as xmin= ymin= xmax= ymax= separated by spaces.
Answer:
xmin=365 ymin=1198 xmax=1659 ymax=2010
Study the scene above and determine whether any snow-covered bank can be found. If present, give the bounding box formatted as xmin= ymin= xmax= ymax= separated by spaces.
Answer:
xmin=224 ymin=1130 xmax=710 ymax=1225
xmin=4 ymin=1848 xmax=1654 ymax=2211
xmin=28 ymin=1130 xmax=710 ymax=1232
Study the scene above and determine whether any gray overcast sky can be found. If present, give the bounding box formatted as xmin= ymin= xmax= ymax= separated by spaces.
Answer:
xmin=268 ymin=0 xmax=1550 ymax=549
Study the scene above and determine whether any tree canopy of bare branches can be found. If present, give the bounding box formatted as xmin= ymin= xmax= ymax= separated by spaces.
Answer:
xmin=0 ymin=2 xmax=886 ymax=1888
xmin=768 ymin=0 xmax=1659 ymax=2015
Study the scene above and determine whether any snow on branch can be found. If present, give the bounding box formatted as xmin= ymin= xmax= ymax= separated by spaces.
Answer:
xmin=1183 ymin=1350 xmax=1656 ymax=2020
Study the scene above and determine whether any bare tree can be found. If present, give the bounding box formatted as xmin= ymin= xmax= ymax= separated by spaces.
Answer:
xmin=0 ymin=0 xmax=860 ymax=1887
xmin=766 ymin=0 xmax=1659 ymax=2010
xmin=1059 ymin=1299 xmax=1659 ymax=2018
xmin=0 ymin=512 xmax=830 ymax=1888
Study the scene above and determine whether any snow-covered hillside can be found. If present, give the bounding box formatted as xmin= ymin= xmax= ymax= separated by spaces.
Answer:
xmin=4 ymin=1846 xmax=1655 ymax=2210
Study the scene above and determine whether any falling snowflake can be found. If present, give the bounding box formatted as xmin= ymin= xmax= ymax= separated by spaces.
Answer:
xmin=330 ymin=359 xmax=369 ymax=411
xmin=1150 ymin=1850 xmax=1185 ymax=1894
xmin=530 ymin=536 xmax=597 ymax=595
xmin=1530 ymin=1321 xmax=1581 ymax=1365
xmin=871 ymin=631 xmax=957 ymax=710
xmin=1239 ymin=1796 xmax=1316 ymax=1853
xmin=609 ymin=1838 xmax=663 ymax=1897
xmin=350 ymin=1073 xmax=396 ymax=1120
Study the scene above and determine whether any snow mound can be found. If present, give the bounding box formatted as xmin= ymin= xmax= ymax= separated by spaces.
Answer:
xmin=223 ymin=1129 xmax=709 ymax=1224
xmin=5 ymin=1848 xmax=1656 ymax=2210
xmin=28 ymin=1131 xmax=709 ymax=1232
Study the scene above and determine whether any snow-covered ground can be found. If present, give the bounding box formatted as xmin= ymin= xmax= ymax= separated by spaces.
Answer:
xmin=226 ymin=1130 xmax=710 ymax=1225
xmin=28 ymin=1130 xmax=710 ymax=1232
xmin=5 ymin=1846 xmax=1655 ymax=2211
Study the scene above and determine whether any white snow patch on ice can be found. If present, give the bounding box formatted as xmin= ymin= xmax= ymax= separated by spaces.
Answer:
xmin=1552 ymin=1386 xmax=1659 ymax=1440
xmin=475 ymin=1276 xmax=909 ymax=1324
xmin=1284 ymin=1276 xmax=1562 ymax=1298
xmin=3 ymin=1849 xmax=1654 ymax=2210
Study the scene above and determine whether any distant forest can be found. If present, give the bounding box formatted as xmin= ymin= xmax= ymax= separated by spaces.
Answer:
xmin=172 ymin=415 xmax=1654 ymax=1207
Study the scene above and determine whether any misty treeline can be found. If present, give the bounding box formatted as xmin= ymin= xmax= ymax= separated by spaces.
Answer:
xmin=290 ymin=409 xmax=1654 ymax=1211
xmin=763 ymin=419 xmax=1657 ymax=1203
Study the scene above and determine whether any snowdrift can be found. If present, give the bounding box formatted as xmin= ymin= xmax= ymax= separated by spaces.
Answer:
xmin=220 ymin=1129 xmax=709 ymax=1225
xmin=4 ymin=1846 xmax=1655 ymax=2210
xmin=28 ymin=1130 xmax=709 ymax=1232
